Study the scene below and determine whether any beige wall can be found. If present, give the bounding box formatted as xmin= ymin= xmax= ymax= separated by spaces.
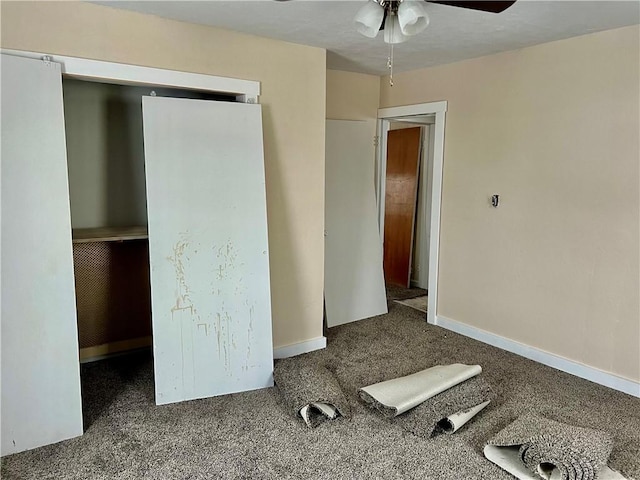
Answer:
xmin=326 ymin=69 xmax=380 ymax=120
xmin=1 ymin=1 xmax=327 ymax=349
xmin=380 ymin=25 xmax=640 ymax=382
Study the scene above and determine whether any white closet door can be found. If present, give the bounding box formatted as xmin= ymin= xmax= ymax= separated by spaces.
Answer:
xmin=1 ymin=54 xmax=83 ymax=455
xmin=325 ymin=120 xmax=388 ymax=327
xmin=142 ymin=97 xmax=273 ymax=405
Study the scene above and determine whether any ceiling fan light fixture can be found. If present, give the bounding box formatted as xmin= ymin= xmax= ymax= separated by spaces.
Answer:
xmin=397 ymin=1 xmax=429 ymax=36
xmin=384 ymin=12 xmax=408 ymax=44
xmin=354 ymin=0 xmax=385 ymax=38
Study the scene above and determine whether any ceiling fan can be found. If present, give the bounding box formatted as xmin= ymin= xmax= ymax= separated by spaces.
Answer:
xmin=277 ymin=0 xmax=517 ymax=83
xmin=352 ymin=0 xmax=516 ymax=83
xmin=355 ymin=1 xmax=516 ymax=42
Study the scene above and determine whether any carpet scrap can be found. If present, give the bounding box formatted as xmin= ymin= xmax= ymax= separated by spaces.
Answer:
xmin=358 ymin=363 xmax=483 ymax=417
xmin=273 ymin=357 xmax=350 ymax=428
xmin=394 ymin=375 xmax=496 ymax=438
xmin=358 ymin=363 xmax=494 ymax=436
xmin=484 ymin=413 xmax=628 ymax=480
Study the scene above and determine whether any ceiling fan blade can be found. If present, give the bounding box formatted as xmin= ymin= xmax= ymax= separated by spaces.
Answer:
xmin=427 ymin=1 xmax=516 ymax=13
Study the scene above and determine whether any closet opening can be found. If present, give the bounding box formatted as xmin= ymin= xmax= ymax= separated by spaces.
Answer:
xmin=2 ymin=50 xmax=269 ymax=451
xmin=62 ymin=78 xmax=237 ymax=419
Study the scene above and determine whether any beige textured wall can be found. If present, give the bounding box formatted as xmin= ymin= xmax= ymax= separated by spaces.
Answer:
xmin=0 ymin=1 xmax=327 ymax=349
xmin=326 ymin=69 xmax=380 ymax=120
xmin=380 ymin=25 xmax=640 ymax=382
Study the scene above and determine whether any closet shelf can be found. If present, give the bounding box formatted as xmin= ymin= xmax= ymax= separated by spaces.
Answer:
xmin=72 ymin=226 xmax=148 ymax=243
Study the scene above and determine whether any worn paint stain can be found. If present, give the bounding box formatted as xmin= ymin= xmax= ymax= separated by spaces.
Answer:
xmin=215 ymin=240 xmax=238 ymax=280
xmin=224 ymin=311 xmax=232 ymax=370
xmin=180 ymin=314 xmax=185 ymax=391
xmin=172 ymin=305 xmax=194 ymax=315
xmin=190 ymin=319 xmax=196 ymax=388
xmin=166 ymin=232 xmax=204 ymax=394
xmin=168 ymin=235 xmax=194 ymax=318
xmin=245 ymin=303 xmax=255 ymax=370
xmin=215 ymin=312 xmax=222 ymax=358
xmin=214 ymin=308 xmax=233 ymax=372
xmin=249 ymin=305 xmax=255 ymax=332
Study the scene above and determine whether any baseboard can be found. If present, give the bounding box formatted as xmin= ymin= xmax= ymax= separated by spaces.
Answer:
xmin=435 ymin=315 xmax=640 ymax=398
xmin=273 ymin=336 xmax=327 ymax=359
xmin=79 ymin=336 xmax=152 ymax=363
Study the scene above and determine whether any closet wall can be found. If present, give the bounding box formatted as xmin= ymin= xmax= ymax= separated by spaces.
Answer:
xmin=64 ymin=79 xmax=147 ymax=229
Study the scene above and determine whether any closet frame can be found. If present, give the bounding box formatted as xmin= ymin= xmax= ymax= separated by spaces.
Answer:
xmin=0 ymin=49 xmax=260 ymax=103
xmin=1 ymin=49 xmax=262 ymax=455
xmin=36 ymin=51 xmax=261 ymax=363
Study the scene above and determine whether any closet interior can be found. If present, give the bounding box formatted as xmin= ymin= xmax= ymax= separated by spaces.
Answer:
xmin=62 ymin=78 xmax=234 ymax=362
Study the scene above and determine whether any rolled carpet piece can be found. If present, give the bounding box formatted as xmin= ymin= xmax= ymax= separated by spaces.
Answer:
xmin=484 ymin=413 xmax=627 ymax=480
xmin=392 ymin=375 xmax=496 ymax=438
xmin=441 ymin=400 xmax=491 ymax=434
xmin=273 ymin=357 xmax=350 ymax=428
xmin=358 ymin=363 xmax=482 ymax=417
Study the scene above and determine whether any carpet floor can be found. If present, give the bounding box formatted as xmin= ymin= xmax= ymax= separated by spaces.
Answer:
xmin=2 ymin=304 xmax=639 ymax=480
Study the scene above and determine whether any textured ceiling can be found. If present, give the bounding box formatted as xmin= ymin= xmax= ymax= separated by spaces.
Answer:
xmin=93 ymin=1 xmax=640 ymax=75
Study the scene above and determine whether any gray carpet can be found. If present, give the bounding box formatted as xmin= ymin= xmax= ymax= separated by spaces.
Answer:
xmin=2 ymin=303 xmax=639 ymax=479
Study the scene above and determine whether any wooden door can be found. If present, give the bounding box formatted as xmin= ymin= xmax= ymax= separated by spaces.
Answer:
xmin=325 ymin=120 xmax=388 ymax=327
xmin=1 ymin=54 xmax=83 ymax=455
xmin=383 ymin=127 xmax=422 ymax=288
xmin=142 ymin=97 xmax=273 ymax=405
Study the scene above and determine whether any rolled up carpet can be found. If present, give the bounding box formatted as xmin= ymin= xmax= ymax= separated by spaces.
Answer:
xmin=484 ymin=413 xmax=627 ymax=480
xmin=273 ymin=357 xmax=350 ymax=428
xmin=358 ymin=363 xmax=482 ymax=417
xmin=394 ymin=375 xmax=496 ymax=438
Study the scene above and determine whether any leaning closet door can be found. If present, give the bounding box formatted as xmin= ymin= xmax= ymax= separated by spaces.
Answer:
xmin=1 ymin=54 xmax=83 ymax=455
xmin=324 ymin=120 xmax=388 ymax=327
xmin=142 ymin=97 xmax=273 ymax=405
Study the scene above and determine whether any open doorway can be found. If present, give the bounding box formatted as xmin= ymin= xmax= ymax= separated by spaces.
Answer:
xmin=376 ymin=102 xmax=447 ymax=325
xmin=382 ymin=119 xmax=433 ymax=312
xmin=383 ymin=118 xmax=434 ymax=288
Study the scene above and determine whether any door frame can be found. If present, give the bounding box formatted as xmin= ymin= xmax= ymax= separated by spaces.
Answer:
xmin=376 ymin=101 xmax=447 ymax=325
